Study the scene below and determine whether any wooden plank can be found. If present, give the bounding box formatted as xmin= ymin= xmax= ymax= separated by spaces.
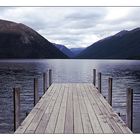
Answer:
xmin=73 ymin=83 xmax=83 ymax=133
xmin=77 ymin=84 xmax=93 ymax=134
xmin=83 ymin=83 xmax=114 ymax=134
xmin=82 ymin=83 xmax=109 ymax=133
xmin=55 ymin=84 xmax=68 ymax=133
xmin=80 ymin=84 xmax=103 ymax=133
xmin=64 ymin=83 xmax=74 ymax=134
xmin=88 ymin=84 xmax=123 ymax=133
xmin=44 ymin=83 xmax=65 ymax=133
xmin=24 ymin=84 xmax=58 ymax=133
xmin=35 ymin=84 xmax=61 ymax=133
xmin=89 ymin=84 xmax=132 ymax=133
xmin=96 ymin=86 xmax=132 ymax=133
xmin=87 ymin=83 xmax=117 ymax=133
xmin=15 ymin=83 xmax=132 ymax=134
xmin=15 ymin=84 xmax=55 ymax=133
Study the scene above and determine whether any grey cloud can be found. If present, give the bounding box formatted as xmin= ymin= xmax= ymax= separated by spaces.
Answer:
xmin=66 ymin=8 xmax=106 ymax=21
xmin=0 ymin=7 xmax=14 ymax=13
xmin=103 ymin=7 xmax=140 ymax=31
xmin=64 ymin=8 xmax=107 ymax=30
xmin=0 ymin=7 xmax=140 ymax=48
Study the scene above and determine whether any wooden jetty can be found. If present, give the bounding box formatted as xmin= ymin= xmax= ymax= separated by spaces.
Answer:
xmin=15 ymin=83 xmax=132 ymax=134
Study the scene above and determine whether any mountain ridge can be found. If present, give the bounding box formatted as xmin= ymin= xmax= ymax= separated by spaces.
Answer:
xmin=77 ymin=28 xmax=140 ymax=59
xmin=53 ymin=43 xmax=74 ymax=58
xmin=0 ymin=19 xmax=68 ymax=59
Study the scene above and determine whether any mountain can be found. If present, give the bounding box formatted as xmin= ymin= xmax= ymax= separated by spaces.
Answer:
xmin=114 ymin=30 xmax=128 ymax=37
xmin=0 ymin=19 xmax=68 ymax=59
xmin=53 ymin=43 xmax=86 ymax=58
xmin=53 ymin=43 xmax=74 ymax=58
xmin=70 ymin=48 xmax=85 ymax=57
xmin=77 ymin=28 xmax=140 ymax=59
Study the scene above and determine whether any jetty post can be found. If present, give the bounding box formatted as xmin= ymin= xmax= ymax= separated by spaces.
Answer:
xmin=43 ymin=72 xmax=47 ymax=94
xmin=48 ymin=69 xmax=52 ymax=87
xmin=13 ymin=87 xmax=20 ymax=131
xmin=34 ymin=78 xmax=39 ymax=106
xmin=93 ymin=69 xmax=96 ymax=86
xmin=108 ymin=77 xmax=113 ymax=106
xmin=126 ymin=88 xmax=133 ymax=131
xmin=98 ymin=72 xmax=102 ymax=93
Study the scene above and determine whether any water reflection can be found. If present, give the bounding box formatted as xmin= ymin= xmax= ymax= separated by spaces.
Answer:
xmin=0 ymin=59 xmax=140 ymax=133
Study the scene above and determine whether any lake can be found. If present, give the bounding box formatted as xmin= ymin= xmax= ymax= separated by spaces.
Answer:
xmin=0 ymin=59 xmax=140 ymax=133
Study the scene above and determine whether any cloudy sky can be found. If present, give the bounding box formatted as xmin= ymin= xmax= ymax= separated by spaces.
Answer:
xmin=0 ymin=7 xmax=140 ymax=48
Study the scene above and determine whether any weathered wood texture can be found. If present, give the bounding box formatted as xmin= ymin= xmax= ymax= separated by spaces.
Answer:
xmin=15 ymin=83 xmax=132 ymax=134
xmin=34 ymin=78 xmax=39 ymax=106
xmin=126 ymin=88 xmax=133 ymax=131
xmin=49 ymin=69 xmax=52 ymax=87
xmin=13 ymin=87 xmax=20 ymax=131
xmin=108 ymin=78 xmax=113 ymax=106
xmin=98 ymin=72 xmax=102 ymax=93
xmin=93 ymin=69 xmax=96 ymax=86
xmin=43 ymin=72 xmax=47 ymax=94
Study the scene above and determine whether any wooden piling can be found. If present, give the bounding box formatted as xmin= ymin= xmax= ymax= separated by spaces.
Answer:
xmin=43 ymin=72 xmax=47 ymax=94
xmin=126 ymin=88 xmax=133 ymax=131
xmin=93 ymin=69 xmax=96 ymax=86
xmin=98 ymin=72 xmax=102 ymax=93
xmin=26 ymin=112 xmax=29 ymax=117
xmin=117 ymin=112 xmax=121 ymax=116
xmin=13 ymin=87 xmax=20 ymax=131
xmin=108 ymin=77 xmax=113 ymax=106
xmin=34 ymin=78 xmax=39 ymax=106
xmin=49 ymin=69 xmax=52 ymax=87
xmin=103 ymin=96 xmax=106 ymax=99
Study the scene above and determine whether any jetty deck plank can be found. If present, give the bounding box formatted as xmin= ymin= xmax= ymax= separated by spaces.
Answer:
xmin=15 ymin=83 xmax=132 ymax=134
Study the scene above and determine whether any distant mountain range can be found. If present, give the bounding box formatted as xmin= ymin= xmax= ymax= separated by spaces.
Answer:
xmin=0 ymin=19 xmax=68 ymax=59
xmin=70 ymin=48 xmax=85 ymax=57
xmin=53 ymin=43 xmax=85 ymax=58
xmin=0 ymin=19 xmax=140 ymax=60
xmin=53 ymin=43 xmax=74 ymax=58
xmin=77 ymin=28 xmax=140 ymax=59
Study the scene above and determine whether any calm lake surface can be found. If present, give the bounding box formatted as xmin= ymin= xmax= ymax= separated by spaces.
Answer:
xmin=0 ymin=59 xmax=140 ymax=133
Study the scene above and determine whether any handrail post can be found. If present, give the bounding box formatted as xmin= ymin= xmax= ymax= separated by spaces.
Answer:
xmin=49 ymin=69 xmax=52 ymax=87
xmin=98 ymin=72 xmax=102 ymax=93
xmin=43 ymin=72 xmax=47 ymax=94
xmin=13 ymin=87 xmax=20 ymax=131
xmin=34 ymin=78 xmax=39 ymax=106
xmin=108 ymin=77 xmax=113 ymax=106
xmin=126 ymin=88 xmax=133 ymax=131
xmin=93 ymin=69 xmax=96 ymax=86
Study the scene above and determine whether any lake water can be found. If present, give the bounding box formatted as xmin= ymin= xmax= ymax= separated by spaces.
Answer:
xmin=0 ymin=59 xmax=140 ymax=133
